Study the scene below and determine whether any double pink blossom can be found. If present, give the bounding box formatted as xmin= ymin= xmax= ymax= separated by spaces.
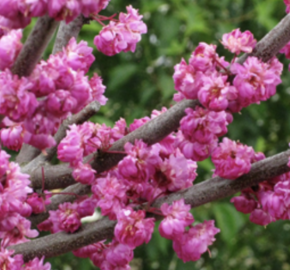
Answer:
xmin=159 ymin=199 xmax=194 ymax=239
xmin=173 ymin=220 xmax=220 ymax=262
xmin=221 ymin=28 xmax=256 ymax=55
xmin=212 ymin=137 xmax=255 ymax=180
xmin=114 ymin=207 xmax=155 ymax=248
xmin=94 ymin=5 xmax=147 ymax=56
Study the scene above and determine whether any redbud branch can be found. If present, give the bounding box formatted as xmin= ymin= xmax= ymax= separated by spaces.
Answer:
xmin=12 ymin=15 xmax=59 ymax=77
xmin=14 ymin=15 xmax=59 ymax=165
xmin=11 ymin=149 xmax=290 ymax=262
xmin=238 ymin=12 xmax=290 ymax=63
xmin=52 ymin=14 xmax=90 ymax=54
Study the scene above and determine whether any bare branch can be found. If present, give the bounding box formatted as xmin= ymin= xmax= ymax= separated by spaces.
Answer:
xmin=14 ymin=15 xmax=59 ymax=164
xmin=12 ymin=149 xmax=290 ymax=262
xmin=12 ymin=15 xmax=59 ymax=77
xmin=52 ymin=14 xmax=89 ymax=54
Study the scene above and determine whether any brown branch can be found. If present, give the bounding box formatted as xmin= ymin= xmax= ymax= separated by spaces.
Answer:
xmin=12 ymin=15 xmax=59 ymax=77
xmin=14 ymin=15 xmax=59 ymax=165
xmin=52 ymin=14 xmax=89 ymax=54
xmin=11 ymin=149 xmax=290 ymax=262
xmin=238 ymin=12 xmax=290 ymax=64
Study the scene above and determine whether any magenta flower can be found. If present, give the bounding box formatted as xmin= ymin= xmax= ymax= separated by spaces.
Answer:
xmin=212 ymin=137 xmax=255 ymax=180
xmin=89 ymin=73 xmax=108 ymax=105
xmin=198 ymin=71 xmax=237 ymax=111
xmin=23 ymin=256 xmax=51 ymax=270
xmin=221 ymin=28 xmax=256 ymax=55
xmin=0 ymin=70 xmax=38 ymax=122
xmin=0 ymin=30 xmax=22 ymax=71
xmin=61 ymin=37 xmax=95 ymax=73
xmin=173 ymin=220 xmax=220 ymax=262
xmin=230 ymin=194 xmax=257 ymax=214
xmin=0 ymin=248 xmax=23 ymax=270
xmin=159 ymin=199 xmax=194 ymax=239
xmin=92 ymin=173 xmax=128 ymax=220
xmin=229 ymin=56 xmax=282 ymax=112
xmin=94 ymin=5 xmax=147 ymax=56
xmin=173 ymin=58 xmax=202 ymax=101
xmin=114 ymin=207 xmax=155 ymax=248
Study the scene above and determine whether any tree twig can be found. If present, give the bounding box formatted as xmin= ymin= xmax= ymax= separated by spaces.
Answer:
xmin=52 ymin=14 xmax=89 ymax=54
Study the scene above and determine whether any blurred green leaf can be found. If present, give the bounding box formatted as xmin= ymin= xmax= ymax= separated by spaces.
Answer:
xmin=213 ymin=203 xmax=246 ymax=245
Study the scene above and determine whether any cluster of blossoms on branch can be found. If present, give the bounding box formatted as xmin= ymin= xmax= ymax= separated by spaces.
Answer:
xmin=0 ymin=0 xmax=289 ymax=269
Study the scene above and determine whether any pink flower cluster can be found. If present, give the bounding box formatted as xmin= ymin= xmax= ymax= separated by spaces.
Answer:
xmin=231 ymin=171 xmax=290 ymax=226
xmin=159 ymin=199 xmax=220 ymax=262
xmin=38 ymin=196 xmax=96 ymax=233
xmin=73 ymin=240 xmax=134 ymax=270
xmin=0 ymin=37 xmax=107 ymax=150
xmin=229 ymin=57 xmax=282 ymax=112
xmin=173 ymin=33 xmax=282 ymax=113
xmin=177 ymin=106 xmax=232 ymax=161
xmin=0 ymin=149 xmax=51 ymax=269
xmin=211 ymin=137 xmax=264 ymax=180
xmin=0 ymin=0 xmax=110 ymax=32
xmin=94 ymin=5 xmax=147 ymax=56
xmin=58 ymin=119 xmax=126 ymax=185
xmin=173 ymin=29 xmax=282 ymax=178
xmin=0 ymin=250 xmax=50 ymax=270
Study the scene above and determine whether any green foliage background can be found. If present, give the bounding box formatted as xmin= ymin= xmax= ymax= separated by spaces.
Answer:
xmin=41 ymin=0 xmax=290 ymax=269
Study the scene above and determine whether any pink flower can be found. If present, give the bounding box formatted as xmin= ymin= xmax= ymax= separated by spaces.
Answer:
xmin=154 ymin=149 xmax=197 ymax=192
xmin=92 ymin=173 xmax=128 ymax=220
xmin=23 ymin=256 xmax=51 ymax=270
xmin=173 ymin=58 xmax=202 ymax=101
xmin=0 ymin=248 xmax=23 ymax=270
xmin=189 ymin=42 xmax=218 ymax=72
xmin=0 ymin=70 xmax=38 ymax=122
xmin=176 ymin=130 xmax=218 ymax=161
xmin=81 ymin=0 xmax=110 ymax=17
xmin=212 ymin=137 xmax=255 ymax=180
xmin=72 ymin=163 xmax=96 ymax=185
xmin=280 ymin=41 xmax=290 ymax=59
xmin=249 ymin=209 xmax=275 ymax=226
xmin=173 ymin=220 xmax=220 ymax=262
xmin=103 ymin=241 xmax=134 ymax=268
xmin=159 ymin=199 xmax=194 ymax=239
xmin=229 ymin=56 xmax=282 ymax=112
xmin=230 ymin=194 xmax=257 ymax=214
xmin=0 ymin=214 xmax=38 ymax=247
xmin=118 ymin=140 xmax=161 ymax=183
xmin=284 ymin=0 xmax=290 ymax=13
xmin=0 ymin=30 xmax=22 ymax=70
xmin=198 ymin=71 xmax=237 ymax=111
xmin=26 ymin=191 xmax=51 ymax=214
xmin=114 ymin=207 xmax=155 ymax=248
xmin=0 ymin=121 xmax=26 ymax=151
xmin=61 ymin=38 xmax=95 ymax=73
xmin=89 ymin=73 xmax=108 ymax=105
xmin=180 ymin=106 xmax=229 ymax=144
xmin=47 ymin=0 xmax=80 ymax=23
xmin=94 ymin=5 xmax=147 ymax=56
xmin=221 ymin=28 xmax=256 ymax=54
